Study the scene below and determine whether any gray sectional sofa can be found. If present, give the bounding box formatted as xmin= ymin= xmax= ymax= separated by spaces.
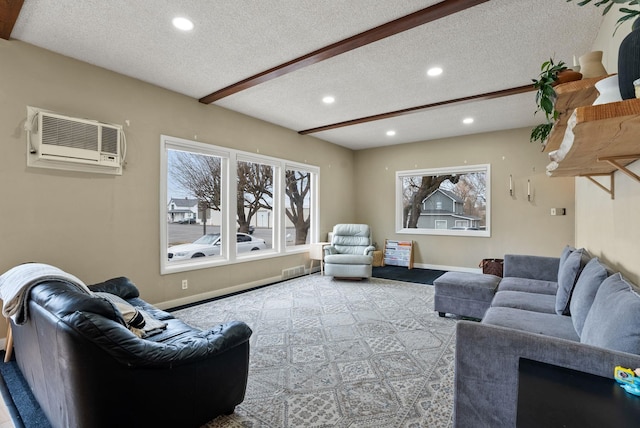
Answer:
xmin=454 ymin=247 xmax=640 ymax=427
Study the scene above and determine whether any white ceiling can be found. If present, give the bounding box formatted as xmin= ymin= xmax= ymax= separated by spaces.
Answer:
xmin=10 ymin=0 xmax=604 ymax=150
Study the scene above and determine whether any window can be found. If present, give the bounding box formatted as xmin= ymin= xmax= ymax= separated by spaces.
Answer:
xmin=160 ymin=135 xmax=320 ymax=274
xmin=285 ymin=168 xmax=314 ymax=247
xmin=237 ymin=158 xmax=274 ymax=252
xmin=396 ymin=164 xmax=490 ymax=237
xmin=166 ymin=148 xmax=224 ymax=260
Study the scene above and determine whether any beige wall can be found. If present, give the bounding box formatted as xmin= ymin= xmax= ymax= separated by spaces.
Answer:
xmin=576 ymin=11 xmax=640 ymax=284
xmin=0 ymin=40 xmax=355 ymax=316
xmin=575 ymin=163 xmax=640 ymax=284
xmin=354 ymin=128 xmax=576 ymax=270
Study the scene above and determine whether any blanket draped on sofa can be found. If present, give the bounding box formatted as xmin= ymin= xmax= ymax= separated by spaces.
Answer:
xmin=0 ymin=263 xmax=91 ymax=324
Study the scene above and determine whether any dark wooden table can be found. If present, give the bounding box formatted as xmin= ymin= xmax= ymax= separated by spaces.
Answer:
xmin=517 ymin=358 xmax=640 ymax=428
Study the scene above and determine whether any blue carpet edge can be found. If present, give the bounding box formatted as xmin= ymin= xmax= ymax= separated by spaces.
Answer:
xmin=0 ymin=352 xmax=25 ymax=428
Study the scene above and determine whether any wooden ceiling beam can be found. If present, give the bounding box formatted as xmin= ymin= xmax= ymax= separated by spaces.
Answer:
xmin=199 ymin=0 xmax=489 ymax=104
xmin=298 ymin=84 xmax=535 ymax=135
xmin=0 ymin=0 xmax=24 ymax=40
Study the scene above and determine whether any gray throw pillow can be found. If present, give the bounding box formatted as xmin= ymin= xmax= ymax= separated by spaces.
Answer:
xmin=581 ymin=273 xmax=640 ymax=354
xmin=558 ymin=245 xmax=575 ymax=271
xmin=555 ymin=248 xmax=588 ymax=315
xmin=569 ymin=258 xmax=611 ymax=336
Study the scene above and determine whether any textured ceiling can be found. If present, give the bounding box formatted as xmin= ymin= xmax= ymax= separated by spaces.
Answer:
xmin=10 ymin=0 xmax=604 ymax=149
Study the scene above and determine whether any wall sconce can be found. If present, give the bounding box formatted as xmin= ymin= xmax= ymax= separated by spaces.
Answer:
xmin=527 ymin=179 xmax=531 ymax=202
xmin=509 ymin=174 xmax=513 ymax=196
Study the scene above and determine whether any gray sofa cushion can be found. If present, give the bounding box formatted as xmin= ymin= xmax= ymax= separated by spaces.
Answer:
xmin=482 ymin=307 xmax=579 ymax=341
xmin=497 ymin=277 xmax=557 ymax=295
xmin=581 ymin=273 xmax=640 ymax=354
xmin=502 ymin=255 xmax=560 ymax=282
xmin=569 ymin=258 xmax=611 ymax=336
xmin=434 ymin=272 xmax=501 ymax=301
xmin=555 ymin=248 xmax=589 ymax=315
xmin=491 ymin=290 xmax=556 ymax=314
xmin=558 ymin=245 xmax=575 ymax=270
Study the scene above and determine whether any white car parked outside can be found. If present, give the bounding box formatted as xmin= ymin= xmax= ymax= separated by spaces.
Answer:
xmin=168 ymin=233 xmax=266 ymax=261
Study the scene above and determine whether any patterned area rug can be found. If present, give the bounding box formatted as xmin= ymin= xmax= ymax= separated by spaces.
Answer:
xmin=173 ymin=275 xmax=457 ymax=428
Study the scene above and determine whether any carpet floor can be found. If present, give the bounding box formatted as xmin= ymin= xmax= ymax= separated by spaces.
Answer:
xmin=0 ymin=275 xmax=456 ymax=428
xmin=175 ymin=275 xmax=457 ymax=427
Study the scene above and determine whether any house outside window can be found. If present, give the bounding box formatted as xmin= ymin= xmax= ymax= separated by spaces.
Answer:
xmin=434 ymin=220 xmax=447 ymax=229
xmin=396 ymin=164 xmax=490 ymax=237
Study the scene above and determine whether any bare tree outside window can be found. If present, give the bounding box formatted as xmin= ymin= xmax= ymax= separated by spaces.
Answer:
xmin=168 ymin=150 xmax=222 ymax=243
xmin=237 ymin=160 xmax=273 ymax=249
xmin=396 ymin=164 xmax=490 ymax=237
xmin=402 ymin=174 xmax=461 ymax=229
xmin=285 ymin=169 xmax=311 ymax=246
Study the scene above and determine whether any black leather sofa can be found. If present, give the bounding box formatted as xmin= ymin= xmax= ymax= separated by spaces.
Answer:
xmin=9 ymin=277 xmax=252 ymax=428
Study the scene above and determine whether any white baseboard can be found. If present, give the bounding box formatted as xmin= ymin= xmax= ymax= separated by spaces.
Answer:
xmin=155 ymin=274 xmax=283 ymax=310
xmin=413 ymin=262 xmax=482 ymax=274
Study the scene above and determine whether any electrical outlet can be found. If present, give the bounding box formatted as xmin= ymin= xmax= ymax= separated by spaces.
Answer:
xmin=181 ymin=279 xmax=188 ymax=290
xmin=550 ymin=208 xmax=566 ymax=216
xmin=550 ymin=208 xmax=556 ymax=216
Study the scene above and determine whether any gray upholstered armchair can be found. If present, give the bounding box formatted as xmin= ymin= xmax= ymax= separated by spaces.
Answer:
xmin=324 ymin=224 xmax=375 ymax=279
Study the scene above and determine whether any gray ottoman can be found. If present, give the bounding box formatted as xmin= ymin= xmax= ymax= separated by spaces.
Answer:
xmin=433 ymin=271 xmax=501 ymax=319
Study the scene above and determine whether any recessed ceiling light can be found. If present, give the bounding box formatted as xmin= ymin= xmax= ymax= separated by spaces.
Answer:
xmin=427 ymin=67 xmax=443 ymax=77
xmin=386 ymin=130 xmax=396 ymax=137
xmin=322 ymin=96 xmax=335 ymax=104
xmin=463 ymin=117 xmax=474 ymax=124
xmin=172 ymin=17 xmax=194 ymax=31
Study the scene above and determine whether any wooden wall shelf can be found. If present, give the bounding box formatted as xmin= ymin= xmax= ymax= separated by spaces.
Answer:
xmin=544 ymin=76 xmax=640 ymax=198
xmin=547 ymin=97 xmax=640 ymax=176
xmin=544 ymin=75 xmax=609 ymax=153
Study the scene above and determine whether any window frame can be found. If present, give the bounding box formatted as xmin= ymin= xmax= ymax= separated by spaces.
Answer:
xmin=284 ymin=164 xmax=319 ymax=248
xmin=395 ymin=163 xmax=491 ymax=237
xmin=160 ymin=135 xmax=320 ymax=275
xmin=236 ymin=154 xmax=279 ymax=256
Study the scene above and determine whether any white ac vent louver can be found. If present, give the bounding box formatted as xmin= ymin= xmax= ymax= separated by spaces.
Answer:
xmin=26 ymin=106 xmax=126 ymax=175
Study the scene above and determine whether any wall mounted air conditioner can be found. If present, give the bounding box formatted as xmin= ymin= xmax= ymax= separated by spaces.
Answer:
xmin=26 ymin=106 xmax=126 ymax=175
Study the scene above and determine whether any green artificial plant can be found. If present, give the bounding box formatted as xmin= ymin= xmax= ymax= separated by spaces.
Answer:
xmin=566 ymin=0 xmax=640 ymax=34
xmin=530 ymin=58 xmax=568 ymax=145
